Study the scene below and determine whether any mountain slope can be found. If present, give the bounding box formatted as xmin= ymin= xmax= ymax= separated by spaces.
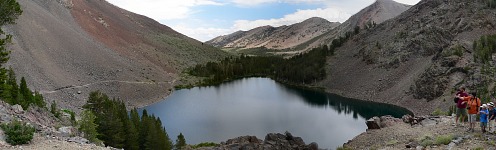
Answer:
xmin=4 ymin=0 xmax=228 ymax=111
xmin=301 ymin=0 xmax=411 ymax=50
xmin=206 ymin=17 xmax=340 ymax=50
xmin=317 ymin=0 xmax=496 ymax=115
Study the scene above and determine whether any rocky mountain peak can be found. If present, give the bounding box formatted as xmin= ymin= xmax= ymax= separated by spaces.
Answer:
xmin=206 ymin=17 xmax=340 ymax=51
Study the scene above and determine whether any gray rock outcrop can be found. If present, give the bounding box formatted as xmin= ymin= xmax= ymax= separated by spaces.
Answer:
xmin=195 ymin=131 xmax=318 ymax=150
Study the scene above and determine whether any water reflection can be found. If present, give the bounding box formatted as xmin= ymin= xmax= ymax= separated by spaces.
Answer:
xmin=140 ymin=78 xmax=410 ymax=149
xmin=280 ymin=85 xmax=412 ymax=119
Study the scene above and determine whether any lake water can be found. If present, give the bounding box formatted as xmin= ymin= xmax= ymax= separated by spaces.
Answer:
xmin=140 ymin=78 xmax=411 ymax=149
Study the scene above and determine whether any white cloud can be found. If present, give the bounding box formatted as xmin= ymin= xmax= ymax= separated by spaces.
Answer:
xmin=231 ymin=0 xmax=325 ymax=6
xmin=393 ymin=0 xmax=420 ymax=5
xmin=233 ymin=7 xmax=351 ymax=31
xmin=172 ymin=25 xmax=233 ymax=42
xmin=106 ymin=0 xmax=223 ymax=21
xmin=107 ymin=0 xmax=421 ymax=42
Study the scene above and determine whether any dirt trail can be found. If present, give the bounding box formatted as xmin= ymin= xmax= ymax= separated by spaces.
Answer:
xmin=40 ymin=79 xmax=177 ymax=94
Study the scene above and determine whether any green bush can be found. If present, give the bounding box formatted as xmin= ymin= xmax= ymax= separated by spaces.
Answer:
xmin=435 ymin=135 xmax=453 ymax=145
xmin=62 ymin=109 xmax=76 ymax=124
xmin=419 ymin=135 xmax=434 ymax=147
xmin=431 ymin=108 xmax=448 ymax=116
xmin=0 ymin=120 xmax=35 ymax=145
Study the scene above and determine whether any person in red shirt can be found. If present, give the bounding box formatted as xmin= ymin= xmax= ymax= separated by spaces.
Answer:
xmin=454 ymin=87 xmax=468 ymax=126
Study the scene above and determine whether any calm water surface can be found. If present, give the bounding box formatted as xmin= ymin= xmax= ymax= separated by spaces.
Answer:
xmin=140 ymin=78 xmax=411 ymax=149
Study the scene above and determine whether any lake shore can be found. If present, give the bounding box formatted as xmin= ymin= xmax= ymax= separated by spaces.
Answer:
xmin=343 ymin=115 xmax=496 ymax=149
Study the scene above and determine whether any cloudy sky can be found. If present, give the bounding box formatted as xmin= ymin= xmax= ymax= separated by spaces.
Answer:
xmin=107 ymin=0 xmax=420 ymax=42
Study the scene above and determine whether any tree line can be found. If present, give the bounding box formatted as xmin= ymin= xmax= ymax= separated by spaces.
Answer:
xmin=81 ymin=91 xmax=173 ymax=150
xmin=473 ymin=34 xmax=496 ymax=64
xmin=188 ymin=28 xmax=359 ymax=86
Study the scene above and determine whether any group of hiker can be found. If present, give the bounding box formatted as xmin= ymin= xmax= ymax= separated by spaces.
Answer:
xmin=454 ymin=87 xmax=495 ymax=133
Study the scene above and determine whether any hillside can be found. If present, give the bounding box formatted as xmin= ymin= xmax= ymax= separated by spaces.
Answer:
xmin=3 ymin=0 xmax=228 ymax=111
xmin=301 ymin=0 xmax=411 ymax=50
xmin=317 ymin=0 xmax=496 ymax=115
xmin=206 ymin=17 xmax=340 ymax=52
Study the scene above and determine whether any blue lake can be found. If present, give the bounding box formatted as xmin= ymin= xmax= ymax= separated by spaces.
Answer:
xmin=140 ymin=77 xmax=411 ymax=149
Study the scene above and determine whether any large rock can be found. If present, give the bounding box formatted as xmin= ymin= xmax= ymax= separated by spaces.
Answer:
xmin=366 ymin=116 xmax=381 ymax=129
xmin=12 ymin=104 xmax=23 ymax=114
xmin=57 ymin=126 xmax=76 ymax=137
xmin=200 ymin=132 xmax=317 ymax=150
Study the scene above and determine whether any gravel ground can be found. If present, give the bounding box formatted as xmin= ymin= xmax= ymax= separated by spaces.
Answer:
xmin=345 ymin=115 xmax=496 ymax=149
xmin=1 ymin=134 xmax=110 ymax=150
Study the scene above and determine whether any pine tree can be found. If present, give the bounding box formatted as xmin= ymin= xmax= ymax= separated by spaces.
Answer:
xmin=124 ymin=118 xmax=139 ymax=150
xmin=79 ymin=110 xmax=101 ymax=144
xmin=175 ymin=133 xmax=187 ymax=150
xmin=50 ymin=100 xmax=60 ymax=118
xmin=19 ymin=77 xmax=33 ymax=109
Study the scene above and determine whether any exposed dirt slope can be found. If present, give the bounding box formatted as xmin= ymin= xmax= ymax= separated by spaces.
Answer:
xmin=3 ymin=0 xmax=228 ymax=112
xmin=206 ymin=17 xmax=340 ymax=50
xmin=316 ymin=0 xmax=496 ymax=115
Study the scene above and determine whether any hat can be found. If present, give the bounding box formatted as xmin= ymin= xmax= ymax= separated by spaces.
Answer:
xmin=490 ymin=102 xmax=494 ymax=105
xmin=483 ymin=104 xmax=488 ymax=108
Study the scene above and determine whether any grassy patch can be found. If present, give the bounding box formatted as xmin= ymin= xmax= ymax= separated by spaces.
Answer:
xmin=386 ymin=139 xmax=398 ymax=146
xmin=419 ymin=135 xmax=434 ymax=147
xmin=434 ymin=135 xmax=453 ymax=145
xmin=486 ymin=140 xmax=496 ymax=146
xmin=431 ymin=108 xmax=448 ymax=116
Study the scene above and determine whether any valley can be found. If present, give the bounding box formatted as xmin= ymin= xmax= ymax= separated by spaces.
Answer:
xmin=1 ymin=0 xmax=496 ymax=149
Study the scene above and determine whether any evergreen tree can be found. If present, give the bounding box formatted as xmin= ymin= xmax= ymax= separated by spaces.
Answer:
xmin=175 ymin=133 xmax=187 ymax=150
xmin=79 ymin=110 xmax=101 ymax=144
xmin=84 ymin=91 xmax=173 ymax=150
xmin=50 ymin=100 xmax=60 ymax=118
xmin=19 ymin=77 xmax=32 ymax=109
xmin=124 ymin=118 xmax=139 ymax=150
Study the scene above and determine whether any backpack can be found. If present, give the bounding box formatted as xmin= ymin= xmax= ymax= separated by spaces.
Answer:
xmin=467 ymin=97 xmax=480 ymax=110
xmin=454 ymin=97 xmax=459 ymax=103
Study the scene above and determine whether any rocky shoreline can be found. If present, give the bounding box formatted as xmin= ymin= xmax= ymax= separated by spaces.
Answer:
xmin=345 ymin=115 xmax=496 ymax=149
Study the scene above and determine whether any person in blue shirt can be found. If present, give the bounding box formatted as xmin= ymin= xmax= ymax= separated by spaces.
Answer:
xmin=479 ymin=104 xmax=489 ymax=133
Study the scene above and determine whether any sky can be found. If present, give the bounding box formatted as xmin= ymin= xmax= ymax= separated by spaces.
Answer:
xmin=107 ymin=0 xmax=421 ymax=42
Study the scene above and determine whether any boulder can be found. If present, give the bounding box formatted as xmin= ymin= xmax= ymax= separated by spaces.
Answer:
xmin=12 ymin=105 xmax=23 ymax=114
xmin=57 ymin=126 xmax=76 ymax=137
xmin=366 ymin=116 xmax=381 ymax=129
xmin=205 ymin=132 xmax=317 ymax=150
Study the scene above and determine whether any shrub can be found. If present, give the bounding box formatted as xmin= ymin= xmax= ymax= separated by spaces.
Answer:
xmin=431 ymin=108 xmax=448 ymax=116
xmin=62 ymin=109 xmax=76 ymax=124
xmin=419 ymin=135 xmax=434 ymax=147
xmin=0 ymin=120 xmax=35 ymax=145
xmin=435 ymin=135 xmax=453 ymax=145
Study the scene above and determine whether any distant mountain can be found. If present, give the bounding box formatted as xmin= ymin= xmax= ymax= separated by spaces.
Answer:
xmin=4 ymin=0 xmax=228 ymax=111
xmin=206 ymin=17 xmax=340 ymax=50
xmin=301 ymin=0 xmax=411 ymax=50
xmin=317 ymin=0 xmax=496 ymax=115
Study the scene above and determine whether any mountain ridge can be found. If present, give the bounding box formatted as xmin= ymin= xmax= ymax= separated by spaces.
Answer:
xmin=206 ymin=17 xmax=340 ymax=51
xmin=4 ymin=0 xmax=229 ymax=111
